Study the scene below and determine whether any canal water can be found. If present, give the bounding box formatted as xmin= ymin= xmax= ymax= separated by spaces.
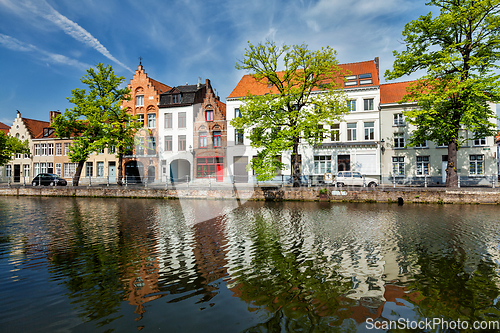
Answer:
xmin=0 ymin=197 xmax=499 ymax=332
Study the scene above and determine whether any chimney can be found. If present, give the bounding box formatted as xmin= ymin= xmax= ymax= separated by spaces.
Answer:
xmin=374 ymin=57 xmax=380 ymax=81
xmin=16 ymin=110 xmax=21 ymax=118
xmin=50 ymin=111 xmax=61 ymax=124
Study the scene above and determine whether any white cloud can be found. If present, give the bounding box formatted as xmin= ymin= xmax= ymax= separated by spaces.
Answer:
xmin=0 ymin=33 xmax=90 ymax=70
xmin=1 ymin=0 xmax=132 ymax=72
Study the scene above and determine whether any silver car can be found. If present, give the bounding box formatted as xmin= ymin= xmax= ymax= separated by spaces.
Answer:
xmin=335 ymin=171 xmax=378 ymax=188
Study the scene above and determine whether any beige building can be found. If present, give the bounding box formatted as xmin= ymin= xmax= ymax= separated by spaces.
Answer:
xmin=380 ymin=81 xmax=498 ymax=186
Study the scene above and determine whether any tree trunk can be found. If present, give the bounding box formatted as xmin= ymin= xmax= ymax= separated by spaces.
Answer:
xmin=291 ymin=137 xmax=301 ymax=187
xmin=117 ymin=152 xmax=123 ymax=186
xmin=446 ymin=140 xmax=458 ymax=187
xmin=72 ymin=160 xmax=85 ymax=186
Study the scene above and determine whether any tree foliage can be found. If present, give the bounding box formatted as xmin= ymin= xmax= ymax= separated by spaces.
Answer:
xmin=53 ymin=63 xmax=138 ymax=186
xmin=385 ymin=0 xmax=500 ymax=187
xmin=0 ymin=132 xmax=30 ymax=166
xmin=232 ymin=41 xmax=349 ymax=186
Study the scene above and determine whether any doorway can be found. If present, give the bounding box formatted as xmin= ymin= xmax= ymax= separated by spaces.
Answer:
xmin=337 ymin=155 xmax=351 ymax=172
xmin=108 ymin=162 xmax=116 ymax=183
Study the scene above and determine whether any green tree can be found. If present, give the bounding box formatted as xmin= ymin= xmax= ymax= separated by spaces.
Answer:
xmin=53 ymin=63 xmax=137 ymax=186
xmin=0 ymin=132 xmax=30 ymax=166
xmin=385 ymin=0 xmax=500 ymax=187
xmin=232 ymin=41 xmax=349 ymax=187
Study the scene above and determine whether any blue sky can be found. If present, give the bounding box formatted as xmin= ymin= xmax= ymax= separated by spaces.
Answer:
xmin=0 ymin=0 xmax=435 ymax=125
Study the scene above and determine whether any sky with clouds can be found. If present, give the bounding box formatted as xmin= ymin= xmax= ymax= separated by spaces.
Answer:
xmin=0 ymin=0 xmax=437 ymax=125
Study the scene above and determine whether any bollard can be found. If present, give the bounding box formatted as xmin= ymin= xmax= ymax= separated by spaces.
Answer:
xmin=308 ymin=177 xmax=311 ymax=188
xmin=232 ymin=175 xmax=235 ymax=186
xmin=393 ymin=176 xmax=396 ymax=188
xmin=107 ymin=175 xmax=109 ymax=187
xmin=458 ymin=174 xmax=460 ymax=188
xmin=424 ymin=174 xmax=428 ymax=188
xmin=165 ymin=179 xmax=168 ymax=190
xmin=281 ymin=174 xmax=284 ymax=188
xmin=363 ymin=175 xmax=366 ymax=187
xmin=145 ymin=177 xmax=148 ymax=188
xmin=8 ymin=177 xmax=10 ymax=187
xmin=493 ymin=175 xmax=495 ymax=188
xmin=39 ymin=176 xmax=41 ymax=186
xmin=187 ymin=175 xmax=189 ymax=188
xmin=125 ymin=177 xmax=128 ymax=187
xmin=89 ymin=175 xmax=92 ymax=187
xmin=209 ymin=174 xmax=211 ymax=189
xmin=23 ymin=176 xmax=25 ymax=187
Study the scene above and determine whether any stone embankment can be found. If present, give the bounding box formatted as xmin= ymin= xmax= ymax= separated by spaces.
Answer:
xmin=1 ymin=185 xmax=500 ymax=204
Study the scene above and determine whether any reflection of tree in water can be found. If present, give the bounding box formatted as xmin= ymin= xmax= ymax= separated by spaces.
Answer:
xmin=406 ymin=245 xmax=500 ymax=324
xmin=230 ymin=205 xmax=353 ymax=332
xmin=47 ymin=198 xmax=127 ymax=328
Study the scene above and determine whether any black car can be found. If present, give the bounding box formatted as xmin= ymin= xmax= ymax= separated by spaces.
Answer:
xmin=32 ymin=174 xmax=67 ymax=186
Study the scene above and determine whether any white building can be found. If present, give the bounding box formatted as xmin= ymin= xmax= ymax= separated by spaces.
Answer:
xmin=225 ymin=59 xmax=383 ymax=184
xmin=380 ymin=81 xmax=498 ymax=186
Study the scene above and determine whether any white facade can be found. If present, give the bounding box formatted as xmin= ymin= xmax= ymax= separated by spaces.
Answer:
xmin=380 ymin=100 xmax=498 ymax=186
xmin=226 ymin=86 xmax=382 ymax=184
xmin=158 ymin=105 xmax=196 ymax=182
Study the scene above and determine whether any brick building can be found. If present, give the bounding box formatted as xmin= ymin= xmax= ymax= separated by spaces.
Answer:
xmin=121 ymin=64 xmax=171 ymax=183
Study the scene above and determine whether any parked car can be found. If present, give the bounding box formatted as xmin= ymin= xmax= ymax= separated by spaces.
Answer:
xmin=335 ymin=171 xmax=378 ymax=188
xmin=32 ymin=174 xmax=67 ymax=186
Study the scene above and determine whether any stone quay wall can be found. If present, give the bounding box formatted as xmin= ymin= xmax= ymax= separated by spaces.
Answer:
xmin=1 ymin=186 xmax=500 ymax=204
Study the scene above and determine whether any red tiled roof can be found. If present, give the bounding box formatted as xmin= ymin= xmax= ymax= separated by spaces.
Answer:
xmin=380 ymin=81 xmax=416 ymax=104
xmin=22 ymin=118 xmax=50 ymax=139
xmin=0 ymin=122 xmax=9 ymax=135
xmin=150 ymin=78 xmax=171 ymax=94
xmin=228 ymin=59 xmax=380 ymax=99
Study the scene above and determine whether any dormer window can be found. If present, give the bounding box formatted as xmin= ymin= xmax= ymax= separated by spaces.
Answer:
xmin=43 ymin=128 xmax=54 ymax=137
xmin=172 ymin=94 xmax=181 ymax=104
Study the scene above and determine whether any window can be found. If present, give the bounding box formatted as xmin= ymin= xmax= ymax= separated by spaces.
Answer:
xmin=5 ymin=165 xmax=11 ymax=177
xmin=394 ymin=113 xmax=404 ymax=126
xmin=136 ymin=95 xmax=144 ymax=106
xmin=314 ymin=156 xmax=332 ymax=174
xmin=86 ymin=162 xmax=93 ymax=177
xmin=392 ymin=156 xmax=405 ymax=176
xmin=47 ymin=163 xmax=53 ymax=174
xmin=364 ymin=99 xmax=374 ymax=111
xmin=34 ymin=163 xmax=39 ymax=177
xmin=359 ymin=73 xmax=372 ymax=79
xmin=178 ymin=135 xmax=186 ymax=151
xmin=148 ymin=114 xmax=156 ymax=128
xmin=136 ymin=137 xmax=145 ymax=156
xmin=178 ymin=112 xmax=186 ymax=128
xmin=97 ymin=162 xmax=104 ymax=177
xmin=172 ymin=94 xmax=181 ymax=104
xmin=64 ymin=143 xmax=70 ymax=155
xmin=347 ymin=100 xmax=356 ymax=112
xmin=40 ymin=162 xmax=47 ymax=174
xmin=108 ymin=145 xmax=115 ymax=154
xmin=415 ymin=141 xmax=427 ymax=148
xmin=41 ymin=144 xmax=47 ymax=156
xmin=164 ymin=136 xmax=172 ymax=151
xmin=64 ymin=163 xmax=78 ymax=178
xmin=34 ymin=144 xmax=40 ymax=156
xmin=416 ymin=156 xmax=429 ymax=176
xmin=48 ymin=143 xmax=54 ymax=156
xmin=135 ymin=114 xmax=143 ymax=127
xmin=331 ymin=124 xmax=340 ymax=141
xmin=235 ymin=129 xmax=244 ymax=145
xmin=469 ymin=155 xmax=484 ymax=175
xmin=213 ymin=131 xmax=221 ymax=147
xmin=235 ymin=108 xmax=241 ymax=118
xmin=148 ymin=137 xmax=156 ymax=155
xmin=206 ymin=109 xmax=213 ymax=121
xmin=24 ymin=154 xmax=29 ymax=159
xmin=165 ymin=113 xmax=172 ymax=128
xmin=196 ymin=157 xmax=224 ymax=178
xmin=394 ymin=133 xmax=405 ymax=148
xmin=54 ymin=163 xmax=61 ymax=177
xmin=56 ymin=143 xmax=62 ymax=156
xmin=364 ymin=122 xmax=374 ymax=140
xmin=347 ymin=123 xmax=357 ymax=141
xmin=24 ymin=164 xmax=30 ymax=178
xmin=199 ymin=132 xmax=207 ymax=148
xmin=474 ymin=137 xmax=486 ymax=146
xmin=16 ymin=153 xmax=21 ymax=159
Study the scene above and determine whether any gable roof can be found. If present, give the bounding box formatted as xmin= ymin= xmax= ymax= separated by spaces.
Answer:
xmin=228 ymin=59 xmax=380 ymax=99
xmin=380 ymin=81 xmax=416 ymax=104
xmin=216 ymin=99 xmax=226 ymax=118
xmin=22 ymin=118 xmax=50 ymax=139
xmin=0 ymin=122 xmax=9 ymax=135
xmin=150 ymin=78 xmax=171 ymax=94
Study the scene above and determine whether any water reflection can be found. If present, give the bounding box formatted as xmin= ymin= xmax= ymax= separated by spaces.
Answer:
xmin=0 ymin=197 xmax=499 ymax=332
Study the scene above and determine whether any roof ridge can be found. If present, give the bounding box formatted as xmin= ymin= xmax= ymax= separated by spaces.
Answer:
xmin=381 ymin=79 xmax=418 ymax=86
xmin=338 ymin=59 xmax=376 ymax=66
